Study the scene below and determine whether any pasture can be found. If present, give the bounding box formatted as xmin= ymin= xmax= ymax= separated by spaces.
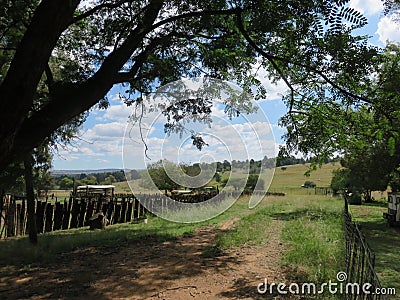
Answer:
xmin=0 ymin=163 xmax=397 ymax=299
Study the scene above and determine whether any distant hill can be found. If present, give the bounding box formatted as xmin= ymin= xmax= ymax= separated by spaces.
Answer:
xmin=51 ymin=169 xmax=124 ymax=176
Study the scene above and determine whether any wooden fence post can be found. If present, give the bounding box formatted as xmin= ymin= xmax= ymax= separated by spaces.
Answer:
xmin=44 ymin=203 xmax=53 ymax=232
xmin=78 ymin=199 xmax=87 ymax=227
xmin=61 ymin=199 xmax=69 ymax=230
xmin=7 ymin=198 xmax=16 ymax=237
xmin=53 ymin=201 xmax=63 ymax=230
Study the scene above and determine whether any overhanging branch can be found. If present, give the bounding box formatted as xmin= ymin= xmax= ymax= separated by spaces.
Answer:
xmin=235 ymin=11 xmax=375 ymax=108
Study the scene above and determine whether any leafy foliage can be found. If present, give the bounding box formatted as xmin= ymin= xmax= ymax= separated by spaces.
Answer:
xmin=285 ymin=43 xmax=400 ymax=193
xmin=0 ymin=0 xmax=376 ymax=170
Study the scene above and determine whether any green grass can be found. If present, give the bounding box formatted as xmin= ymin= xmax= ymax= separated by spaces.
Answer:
xmin=0 ymin=216 xmax=197 ymax=266
xmin=270 ymin=163 xmax=340 ymax=189
xmin=3 ymin=163 xmax=383 ymax=300
xmin=214 ymin=195 xmax=346 ymax=294
xmin=0 ymin=195 xmax=268 ymax=266
xmin=349 ymin=202 xmax=400 ymax=297
xmin=279 ymin=200 xmax=345 ymax=284
xmin=217 ymin=208 xmax=272 ymax=248
xmin=218 ymin=163 xmax=340 ymax=196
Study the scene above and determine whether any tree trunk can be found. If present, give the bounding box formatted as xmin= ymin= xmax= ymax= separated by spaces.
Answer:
xmin=364 ymin=190 xmax=373 ymax=203
xmin=24 ymin=154 xmax=37 ymax=244
xmin=0 ymin=0 xmax=163 ymax=170
xmin=0 ymin=0 xmax=80 ymax=169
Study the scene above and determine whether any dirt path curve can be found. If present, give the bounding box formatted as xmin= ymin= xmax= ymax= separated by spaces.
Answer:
xmin=0 ymin=218 xmax=286 ymax=300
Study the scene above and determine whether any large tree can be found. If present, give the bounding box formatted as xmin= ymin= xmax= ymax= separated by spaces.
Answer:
xmin=282 ymin=43 xmax=400 ymax=190
xmin=0 ymin=0 xmax=375 ymax=170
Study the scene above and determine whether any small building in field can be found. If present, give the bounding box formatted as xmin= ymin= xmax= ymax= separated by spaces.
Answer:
xmin=74 ymin=185 xmax=115 ymax=199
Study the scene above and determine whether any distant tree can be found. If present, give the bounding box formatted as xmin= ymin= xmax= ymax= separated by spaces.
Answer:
xmin=141 ymin=160 xmax=181 ymax=193
xmin=330 ymin=168 xmax=351 ymax=195
xmin=302 ymin=180 xmax=316 ymax=188
xmin=262 ymin=156 xmax=275 ymax=169
xmin=246 ymin=175 xmax=264 ymax=192
xmin=249 ymin=159 xmax=261 ymax=174
xmin=182 ymin=163 xmax=201 ymax=177
xmin=81 ymin=175 xmax=98 ymax=185
xmin=222 ymin=160 xmax=231 ymax=172
xmin=35 ymin=170 xmax=55 ymax=196
xmin=103 ymin=175 xmax=116 ymax=185
xmin=221 ymin=177 xmax=246 ymax=191
xmin=276 ymin=147 xmax=306 ymax=166
xmin=113 ymin=170 xmax=126 ymax=182
xmin=128 ymin=170 xmax=141 ymax=180
xmin=214 ymin=172 xmax=221 ymax=183
xmin=59 ymin=177 xmax=74 ymax=189
xmin=340 ymin=145 xmax=392 ymax=202
xmin=330 ymin=142 xmax=392 ymax=202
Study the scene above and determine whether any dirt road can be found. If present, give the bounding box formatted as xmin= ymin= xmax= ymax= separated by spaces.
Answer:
xmin=0 ymin=218 xmax=288 ymax=299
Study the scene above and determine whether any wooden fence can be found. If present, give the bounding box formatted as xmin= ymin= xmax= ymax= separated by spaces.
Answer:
xmin=315 ymin=187 xmax=333 ymax=195
xmin=344 ymin=196 xmax=386 ymax=300
xmin=0 ymin=190 xmax=286 ymax=239
xmin=0 ymin=194 xmax=147 ymax=239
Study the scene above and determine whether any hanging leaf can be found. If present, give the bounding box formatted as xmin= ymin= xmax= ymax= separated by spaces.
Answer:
xmin=388 ymin=136 xmax=396 ymax=156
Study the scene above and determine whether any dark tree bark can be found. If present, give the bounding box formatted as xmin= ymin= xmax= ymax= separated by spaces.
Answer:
xmin=0 ymin=0 xmax=80 ymax=168
xmin=0 ymin=0 xmax=164 ymax=170
xmin=24 ymin=153 xmax=37 ymax=244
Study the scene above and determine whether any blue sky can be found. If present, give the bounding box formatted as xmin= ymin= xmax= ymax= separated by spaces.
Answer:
xmin=53 ymin=0 xmax=400 ymax=170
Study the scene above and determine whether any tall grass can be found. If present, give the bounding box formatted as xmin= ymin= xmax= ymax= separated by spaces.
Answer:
xmin=215 ymin=195 xmax=346 ymax=289
xmin=217 ymin=208 xmax=272 ymax=248
xmin=280 ymin=204 xmax=345 ymax=283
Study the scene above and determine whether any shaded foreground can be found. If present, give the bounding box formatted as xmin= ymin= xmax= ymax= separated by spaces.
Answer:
xmin=0 ymin=219 xmax=286 ymax=300
xmin=0 ymin=195 xmax=346 ymax=299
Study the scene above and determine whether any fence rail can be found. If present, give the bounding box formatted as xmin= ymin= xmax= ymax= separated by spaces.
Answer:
xmin=344 ymin=196 xmax=386 ymax=300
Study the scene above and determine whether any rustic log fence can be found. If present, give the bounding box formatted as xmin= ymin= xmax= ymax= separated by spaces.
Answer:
xmin=344 ymin=196 xmax=386 ymax=300
xmin=0 ymin=193 xmax=148 ymax=239
xmin=315 ymin=187 xmax=333 ymax=195
xmin=0 ymin=189 xmax=286 ymax=239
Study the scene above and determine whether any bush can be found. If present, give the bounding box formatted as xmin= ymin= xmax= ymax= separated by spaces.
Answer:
xmin=302 ymin=181 xmax=316 ymax=188
xmin=347 ymin=191 xmax=362 ymax=205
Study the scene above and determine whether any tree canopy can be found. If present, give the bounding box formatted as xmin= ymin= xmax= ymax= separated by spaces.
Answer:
xmin=285 ymin=43 xmax=400 ymax=191
xmin=0 ymin=0 xmax=378 ymax=171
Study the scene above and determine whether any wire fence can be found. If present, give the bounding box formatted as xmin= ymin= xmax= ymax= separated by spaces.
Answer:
xmin=344 ymin=196 xmax=386 ymax=300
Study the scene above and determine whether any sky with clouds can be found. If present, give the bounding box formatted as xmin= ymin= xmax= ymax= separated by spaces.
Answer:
xmin=53 ymin=0 xmax=400 ymax=170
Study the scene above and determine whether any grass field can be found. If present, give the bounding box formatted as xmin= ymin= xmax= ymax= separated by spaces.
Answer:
xmin=216 ymin=195 xmax=345 ymax=285
xmin=270 ymin=162 xmax=340 ymax=189
xmin=48 ymin=163 xmax=341 ymax=198
xmin=6 ymin=163 xmax=398 ymax=299
xmin=0 ymin=195 xmax=346 ymax=297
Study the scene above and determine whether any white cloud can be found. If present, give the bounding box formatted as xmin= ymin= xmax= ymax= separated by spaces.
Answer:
xmin=252 ymin=62 xmax=288 ymax=101
xmin=349 ymin=0 xmax=383 ymax=15
xmin=54 ymin=79 xmax=284 ymax=170
xmin=101 ymin=104 xmax=132 ymax=122
xmin=376 ymin=14 xmax=400 ymax=44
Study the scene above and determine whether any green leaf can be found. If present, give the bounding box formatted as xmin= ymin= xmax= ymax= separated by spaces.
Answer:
xmin=388 ymin=137 xmax=396 ymax=156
